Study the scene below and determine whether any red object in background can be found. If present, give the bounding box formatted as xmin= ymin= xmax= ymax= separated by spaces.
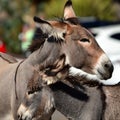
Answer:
xmin=0 ymin=41 xmax=6 ymax=53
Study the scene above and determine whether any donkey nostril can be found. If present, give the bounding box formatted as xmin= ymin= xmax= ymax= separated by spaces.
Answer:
xmin=104 ymin=62 xmax=114 ymax=73
xmin=104 ymin=63 xmax=109 ymax=68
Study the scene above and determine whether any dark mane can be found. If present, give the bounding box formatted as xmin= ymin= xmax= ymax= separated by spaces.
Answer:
xmin=29 ymin=40 xmax=45 ymax=52
xmin=29 ymin=28 xmax=47 ymax=52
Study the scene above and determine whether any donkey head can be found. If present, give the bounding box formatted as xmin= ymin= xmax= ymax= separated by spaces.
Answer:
xmin=33 ymin=0 xmax=113 ymax=83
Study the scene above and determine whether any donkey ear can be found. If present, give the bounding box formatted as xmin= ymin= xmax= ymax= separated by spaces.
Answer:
xmin=33 ymin=16 xmax=52 ymax=34
xmin=64 ymin=0 xmax=76 ymax=19
xmin=45 ymin=54 xmax=66 ymax=75
xmin=34 ymin=16 xmax=66 ymax=42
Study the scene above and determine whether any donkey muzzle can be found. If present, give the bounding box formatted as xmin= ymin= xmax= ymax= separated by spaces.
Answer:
xmin=95 ymin=54 xmax=114 ymax=80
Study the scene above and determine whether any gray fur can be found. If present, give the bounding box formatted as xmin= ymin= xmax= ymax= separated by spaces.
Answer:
xmin=0 ymin=1 xmax=113 ymax=119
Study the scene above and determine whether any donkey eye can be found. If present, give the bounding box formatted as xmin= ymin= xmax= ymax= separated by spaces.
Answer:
xmin=80 ymin=38 xmax=90 ymax=43
xmin=63 ymin=33 xmax=66 ymax=38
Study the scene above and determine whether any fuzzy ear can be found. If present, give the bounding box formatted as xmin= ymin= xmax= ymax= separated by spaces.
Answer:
xmin=33 ymin=16 xmax=52 ymax=35
xmin=51 ymin=54 xmax=66 ymax=73
xmin=45 ymin=54 xmax=66 ymax=76
xmin=64 ymin=0 xmax=76 ymax=19
xmin=34 ymin=16 xmax=66 ymax=42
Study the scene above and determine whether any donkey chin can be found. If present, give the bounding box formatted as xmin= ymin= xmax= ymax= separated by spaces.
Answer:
xmin=69 ymin=54 xmax=114 ymax=84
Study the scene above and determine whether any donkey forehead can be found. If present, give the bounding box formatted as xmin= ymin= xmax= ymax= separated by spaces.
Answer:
xmin=77 ymin=27 xmax=95 ymax=39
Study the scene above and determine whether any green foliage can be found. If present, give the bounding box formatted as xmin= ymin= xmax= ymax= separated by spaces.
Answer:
xmin=0 ymin=0 xmax=31 ymax=53
xmin=44 ymin=0 xmax=117 ymax=20
xmin=73 ymin=0 xmax=116 ymax=20
xmin=44 ymin=0 xmax=64 ymax=18
xmin=1 ymin=18 xmax=22 ymax=53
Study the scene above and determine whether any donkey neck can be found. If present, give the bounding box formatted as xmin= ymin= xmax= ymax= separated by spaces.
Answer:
xmin=24 ymin=42 xmax=62 ymax=68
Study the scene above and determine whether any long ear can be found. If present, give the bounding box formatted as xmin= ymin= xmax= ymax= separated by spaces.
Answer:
xmin=45 ymin=54 xmax=66 ymax=75
xmin=64 ymin=0 xmax=76 ymax=19
xmin=51 ymin=54 xmax=66 ymax=73
xmin=34 ymin=16 xmax=66 ymax=42
xmin=33 ymin=16 xmax=52 ymax=35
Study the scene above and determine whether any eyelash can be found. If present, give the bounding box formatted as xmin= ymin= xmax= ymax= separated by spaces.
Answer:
xmin=63 ymin=33 xmax=66 ymax=38
xmin=80 ymin=38 xmax=90 ymax=43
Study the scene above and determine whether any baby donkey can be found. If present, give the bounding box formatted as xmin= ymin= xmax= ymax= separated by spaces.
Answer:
xmin=17 ymin=55 xmax=70 ymax=120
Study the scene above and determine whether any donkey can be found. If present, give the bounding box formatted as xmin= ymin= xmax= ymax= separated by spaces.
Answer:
xmin=16 ymin=1 xmax=115 ymax=120
xmin=0 ymin=53 xmax=103 ymax=120
xmin=0 ymin=53 xmax=117 ymax=120
xmin=44 ymin=1 xmax=120 ymax=120
xmin=0 ymin=1 xmax=113 ymax=120
xmin=0 ymin=52 xmax=67 ymax=120
xmin=18 ymin=1 xmax=120 ymax=120
xmin=0 ymin=55 xmax=119 ymax=120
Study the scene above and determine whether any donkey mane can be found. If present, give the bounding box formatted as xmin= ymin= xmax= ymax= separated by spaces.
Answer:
xmin=29 ymin=39 xmax=45 ymax=52
xmin=29 ymin=28 xmax=46 ymax=52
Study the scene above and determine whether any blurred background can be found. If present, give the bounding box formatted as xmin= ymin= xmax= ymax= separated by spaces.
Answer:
xmin=0 ymin=0 xmax=120 ymax=55
xmin=0 ymin=0 xmax=120 ymax=119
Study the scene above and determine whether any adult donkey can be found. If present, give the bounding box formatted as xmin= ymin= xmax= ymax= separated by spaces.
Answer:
xmin=0 ymin=1 xmax=113 ymax=120
xmin=22 ymin=1 xmax=120 ymax=120
xmin=17 ymin=1 xmax=115 ymax=120
xmin=29 ymin=1 xmax=120 ymax=120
